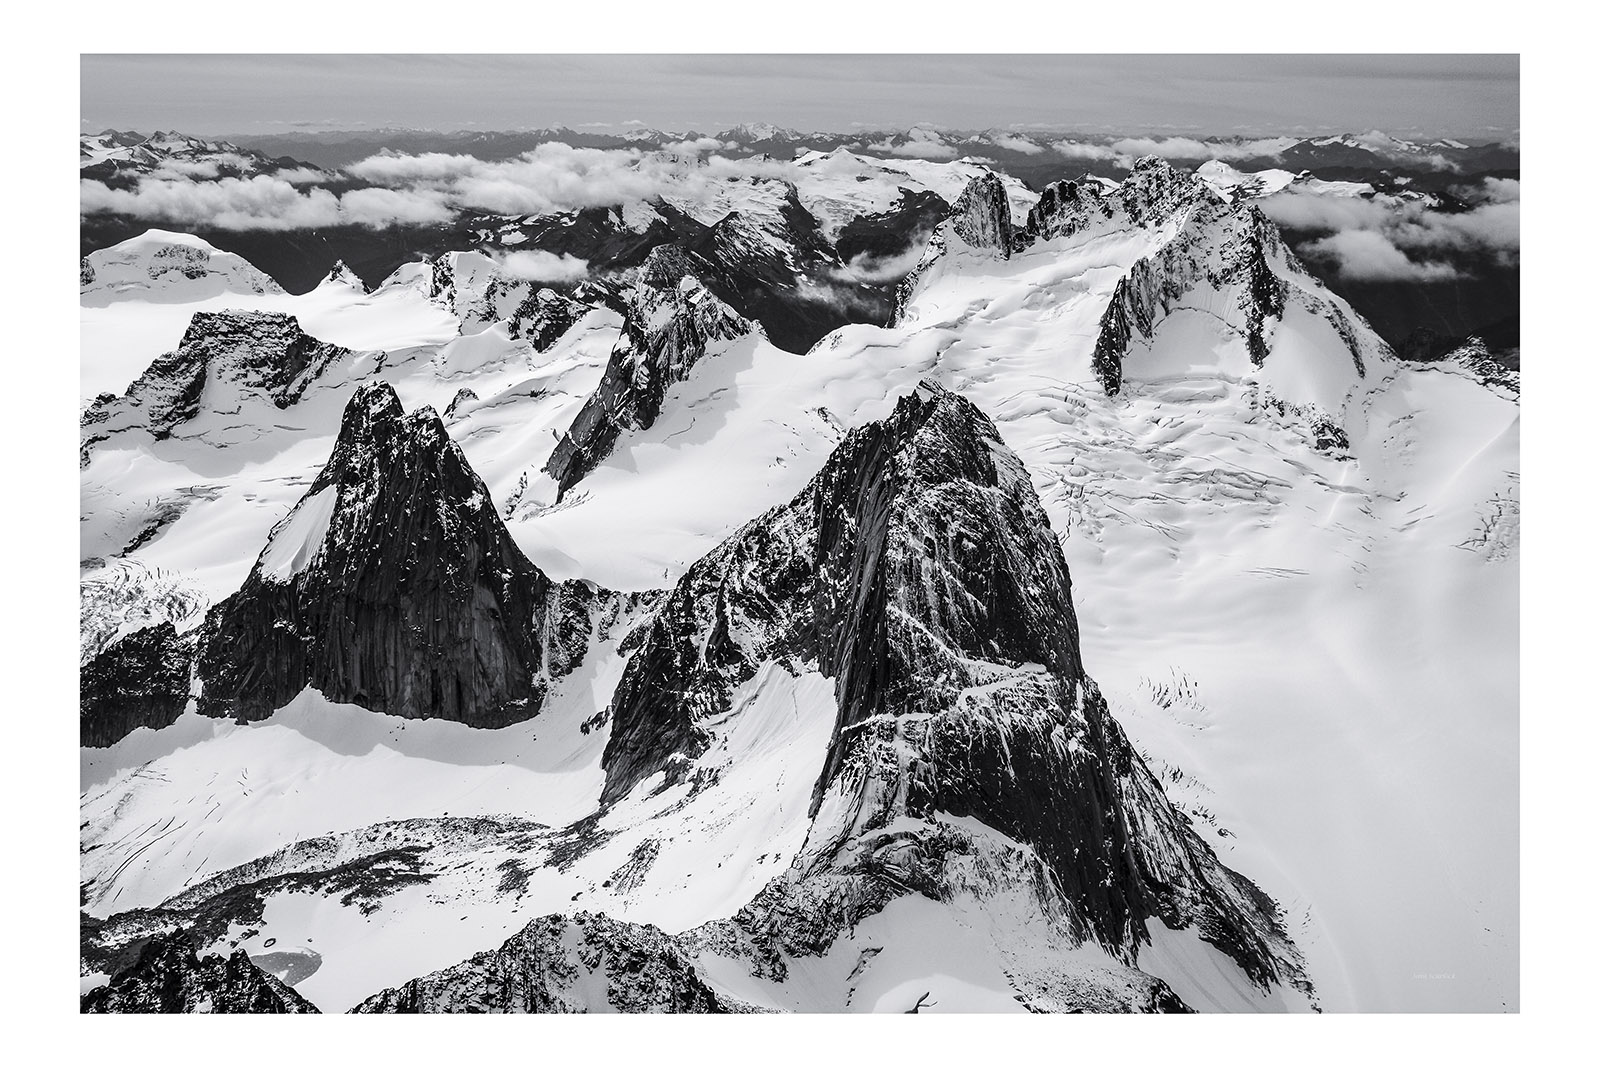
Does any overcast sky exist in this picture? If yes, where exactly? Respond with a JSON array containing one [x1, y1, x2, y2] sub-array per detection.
[[80, 54, 1520, 139]]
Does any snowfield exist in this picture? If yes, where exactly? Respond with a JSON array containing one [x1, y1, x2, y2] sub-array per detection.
[[79, 154, 1518, 1013]]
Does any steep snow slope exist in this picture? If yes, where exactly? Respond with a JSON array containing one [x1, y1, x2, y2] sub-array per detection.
[[80, 158, 1517, 1012]]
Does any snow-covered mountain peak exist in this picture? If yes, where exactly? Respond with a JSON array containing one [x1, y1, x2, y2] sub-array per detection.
[[319, 260, 367, 292], [1194, 159, 1298, 200], [81, 229, 285, 306], [80, 309, 352, 463], [718, 123, 803, 144]]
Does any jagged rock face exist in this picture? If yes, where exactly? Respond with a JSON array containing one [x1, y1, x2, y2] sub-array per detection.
[[352, 912, 734, 1013], [948, 171, 1015, 256], [195, 382, 583, 727], [544, 247, 755, 499], [676, 183, 892, 352], [804, 386, 1086, 789], [598, 502, 819, 802], [424, 251, 537, 334], [443, 387, 478, 418], [79, 310, 350, 461], [1236, 210, 1290, 366], [889, 228, 947, 327], [323, 259, 366, 291], [1027, 156, 1217, 243], [1052, 174, 1357, 397], [1118, 155, 1217, 226], [1025, 178, 1108, 241], [596, 383, 1308, 994], [80, 622, 192, 747], [81, 933, 318, 1014], [507, 287, 587, 351], [1092, 261, 1167, 395]]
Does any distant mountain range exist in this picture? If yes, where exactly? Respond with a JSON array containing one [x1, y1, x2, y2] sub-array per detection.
[[190, 124, 1518, 181], [79, 127, 1520, 362]]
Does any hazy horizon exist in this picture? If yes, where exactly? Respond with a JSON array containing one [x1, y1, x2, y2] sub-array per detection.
[[81, 54, 1520, 141]]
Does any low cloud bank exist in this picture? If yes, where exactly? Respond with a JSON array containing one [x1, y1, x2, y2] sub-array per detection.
[[867, 128, 959, 161], [493, 249, 590, 284], [829, 228, 937, 286], [1260, 179, 1519, 283], [81, 143, 803, 231]]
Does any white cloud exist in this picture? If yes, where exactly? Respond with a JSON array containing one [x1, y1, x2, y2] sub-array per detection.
[[1256, 189, 1394, 232], [1260, 177, 1519, 283], [84, 144, 829, 231], [80, 175, 345, 230], [494, 250, 590, 283], [149, 159, 223, 180], [661, 137, 737, 155], [867, 139, 957, 160], [1302, 229, 1462, 282], [340, 143, 800, 218], [338, 186, 454, 226], [1480, 177, 1520, 204], [274, 167, 331, 185], [345, 151, 484, 184], [1111, 136, 1298, 162], [829, 230, 935, 285], [1261, 183, 1519, 262], [80, 174, 453, 231], [986, 134, 1044, 156], [1051, 140, 1121, 161], [866, 128, 957, 160]]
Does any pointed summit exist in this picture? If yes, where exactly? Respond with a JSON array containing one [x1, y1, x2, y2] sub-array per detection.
[[593, 381, 1310, 1000], [196, 382, 586, 727], [948, 170, 1015, 256], [320, 259, 367, 292]]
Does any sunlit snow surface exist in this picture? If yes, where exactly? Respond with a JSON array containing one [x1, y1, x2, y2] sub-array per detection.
[[80, 187, 1517, 1013]]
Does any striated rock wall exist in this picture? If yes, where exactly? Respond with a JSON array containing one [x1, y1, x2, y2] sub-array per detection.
[[196, 382, 586, 727]]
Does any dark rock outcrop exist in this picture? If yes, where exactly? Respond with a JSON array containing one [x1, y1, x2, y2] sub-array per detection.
[[79, 622, 192, 747], [1235, 211, 1289, 365], [593, 382, 1310, 997], [1025, 177, 1112, 241], [948, 171, 1015, 256], [322, 259, 366, 291], [543, 246, 756, 499], [1049, 167, 1359, 397], [195, 382, 588, 726], [82, 932, 318, 1014], [79, 310, 351, 462], [443, 387, 478, 418], [507, 287, 588, 350], [352, 911, 737, 1013], [1025, 157, 1214, 242]]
